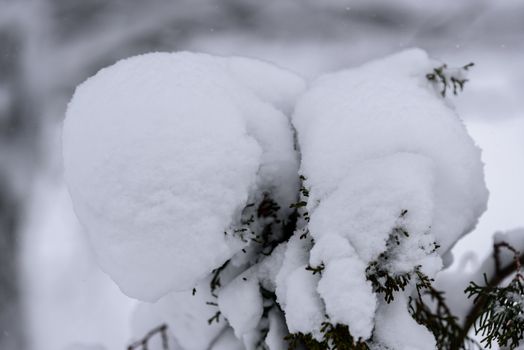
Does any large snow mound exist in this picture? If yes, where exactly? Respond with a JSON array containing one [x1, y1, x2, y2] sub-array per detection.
[[63, 48, 490, 348], [293, 48, 488, 256], [286, 48, 488, 341], [63, 52, 304, 301]]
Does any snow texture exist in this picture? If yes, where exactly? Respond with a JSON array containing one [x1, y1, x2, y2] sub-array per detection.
[[218, 273, 263, 338], [293, 48, 488, 256], [63, 48, 490, 348], [265, 309, 288, 350], [284, 48, 488, 340], [373, 294, 437, 350], [307, 152, 436, 264], [317, 256, 376, 339], [275, 235, 325, 340], [284, 265, 324, 340], [63, 52, 304, 301]]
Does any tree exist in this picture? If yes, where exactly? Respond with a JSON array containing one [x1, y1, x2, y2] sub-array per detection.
[[62, 49, 523, 350]]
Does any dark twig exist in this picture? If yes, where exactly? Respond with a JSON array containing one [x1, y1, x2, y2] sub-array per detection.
[[494, 241, 523, 279], [127, 324, 169, 350]]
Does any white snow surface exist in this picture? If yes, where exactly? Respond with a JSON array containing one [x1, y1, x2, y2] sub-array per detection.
[[307, 153, 436, 265], [62, 48, 492, 348], [283, 265, 324, 340], [275, 234, 324, 340], [63, 52, 303, 301], [218, 273, 263, 338], [293, 48, 488, 257], [265, 309, 288, 350], [286, 48, 487, 340], [274, 235, 310, 310], [373, 294, 436, 350], [317, 256, 376, 340]]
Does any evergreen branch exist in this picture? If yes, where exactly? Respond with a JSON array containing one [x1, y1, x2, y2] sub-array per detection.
[[207, 311, 221, 325], [465, 275, 523, 349], [365, 213, 427, 303], [210, 260, 230, 297], [258, 196, 280, 219], [409, 284, 480, 350], [463, 244, 524, 335], [426, 62, 473, 97], [306, 262, 325, 275], [366, 261, 412, 303], [290, 201, 308, 209], [463, 241, 524, 349], [286, 323, 369, 350]]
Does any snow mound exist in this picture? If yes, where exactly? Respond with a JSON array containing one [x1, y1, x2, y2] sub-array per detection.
[[63, 48, 490, 347], [317, 256, 376, 339], [373, 294, 437, 350], [286, 48, 488, 340], [293, 48, 488, 257], [218, 273, 263, 338], [63, 52, 304, 301], [293, 49, 488, 252]]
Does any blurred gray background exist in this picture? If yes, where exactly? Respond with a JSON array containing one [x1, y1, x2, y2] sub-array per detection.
[[1, 1, 523, 349]]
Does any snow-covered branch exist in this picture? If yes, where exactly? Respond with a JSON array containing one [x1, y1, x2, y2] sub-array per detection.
[[62, 49, 499, 349]]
